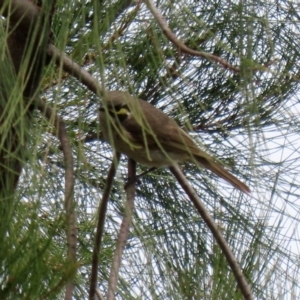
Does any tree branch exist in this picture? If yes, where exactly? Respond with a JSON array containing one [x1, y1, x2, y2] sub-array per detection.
[[47, 44, 104, 97], [89, 153, 121, 300], [0, 0, 40, 30], [107, 159, 136, 300], [169, 165, 254, 300], [37, 99, 76, 300], [143, 0, 240, 72], [0, 0, 53, 237]]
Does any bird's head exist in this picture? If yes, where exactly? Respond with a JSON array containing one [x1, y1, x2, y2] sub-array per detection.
[[100, 91, 134, 122]]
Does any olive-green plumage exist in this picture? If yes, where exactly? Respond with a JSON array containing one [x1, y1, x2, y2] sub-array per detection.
[[99, 91, 250, 194]]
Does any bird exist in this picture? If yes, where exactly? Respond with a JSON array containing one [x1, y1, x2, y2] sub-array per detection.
[[99, 91, 250, 194]]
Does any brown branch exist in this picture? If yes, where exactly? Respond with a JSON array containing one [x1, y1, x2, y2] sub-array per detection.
[[0, 2, 110, 100], [0, 0, 40, 30], [89, 153, 121, 300], [144, 0, 277, 74], [47, 44, 104, 97], [0, 0, 53, 233], [107, 159, 136, 300], [169, 165, 254, 300], [143, 0, 240, 72], [37, 99, 76, 300]]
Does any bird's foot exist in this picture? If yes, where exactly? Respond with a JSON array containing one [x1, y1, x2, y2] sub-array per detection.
[[124, 176, 141, 189]]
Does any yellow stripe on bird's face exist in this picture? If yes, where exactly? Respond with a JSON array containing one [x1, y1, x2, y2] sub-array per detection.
[[107, 105, 130, 122], [107, 105, 142, 150], [115, 107, 129, 116]]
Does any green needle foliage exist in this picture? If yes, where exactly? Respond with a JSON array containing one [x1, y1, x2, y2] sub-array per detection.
[[1, 0, 300, 299]]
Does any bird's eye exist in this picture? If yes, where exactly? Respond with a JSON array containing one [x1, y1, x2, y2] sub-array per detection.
[[114, 104, 129, 113], [113, 105, 121, 111]]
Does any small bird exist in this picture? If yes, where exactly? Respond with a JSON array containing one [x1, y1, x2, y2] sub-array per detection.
[[99, 91, 250, 194]]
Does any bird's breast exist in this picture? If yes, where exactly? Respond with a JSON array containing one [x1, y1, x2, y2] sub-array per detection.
[[102, 130, 182, 168]]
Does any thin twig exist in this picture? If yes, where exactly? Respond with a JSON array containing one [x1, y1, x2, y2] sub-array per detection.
[[169, 165, 254, 300], [143, 0, 240, 72], [107, 159, 136, 300], [89, 153, 121, 300], [37, 99, 76, 300], [40, 275, 70, 300]]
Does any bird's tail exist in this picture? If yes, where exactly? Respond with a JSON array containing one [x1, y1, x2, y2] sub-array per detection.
[[196, 156, 250, 194]]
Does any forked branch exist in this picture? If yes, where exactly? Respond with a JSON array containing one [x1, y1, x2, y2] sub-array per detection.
[[144, 0, 240, 72]]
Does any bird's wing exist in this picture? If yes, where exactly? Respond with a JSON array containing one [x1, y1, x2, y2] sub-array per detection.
[[159, 125, 250, 194], [123, 112, 209, 159], [158, 123, 213, 159]]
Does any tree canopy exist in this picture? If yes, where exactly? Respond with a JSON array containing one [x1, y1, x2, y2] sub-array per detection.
[[0, 0, 300, 299]]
